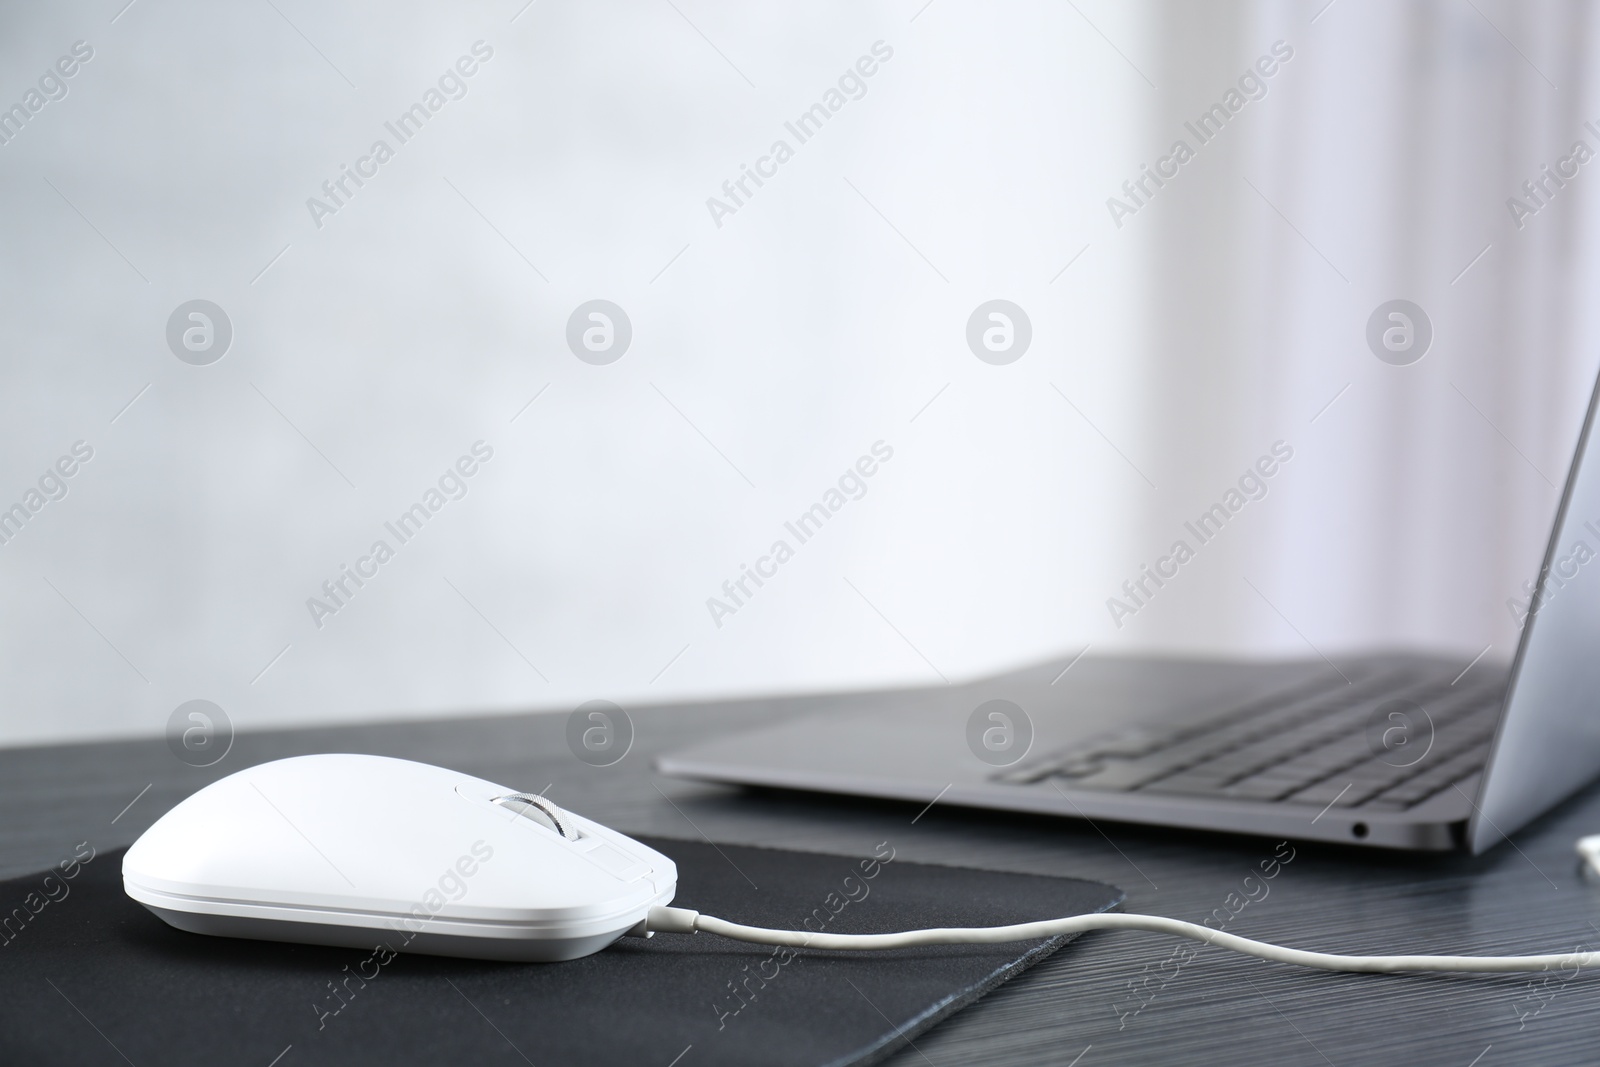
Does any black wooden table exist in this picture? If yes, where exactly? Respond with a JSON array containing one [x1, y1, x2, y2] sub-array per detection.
[[4, 693, 1599, 1066]]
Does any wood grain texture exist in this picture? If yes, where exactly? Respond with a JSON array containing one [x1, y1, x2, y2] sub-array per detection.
[[3, 695, 1597, 1067]]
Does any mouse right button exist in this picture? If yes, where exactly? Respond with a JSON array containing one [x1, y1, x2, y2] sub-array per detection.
[[584, 842, 651, 881]]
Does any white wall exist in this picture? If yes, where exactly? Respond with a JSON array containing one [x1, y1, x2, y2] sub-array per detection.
[[0, 0, 1593, 746]]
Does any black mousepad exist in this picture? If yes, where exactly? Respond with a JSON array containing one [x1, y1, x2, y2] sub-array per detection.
[[0, 838, 1122, 1067]]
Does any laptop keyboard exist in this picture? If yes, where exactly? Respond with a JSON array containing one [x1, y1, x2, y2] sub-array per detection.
[[993, 668, 1504, 812]]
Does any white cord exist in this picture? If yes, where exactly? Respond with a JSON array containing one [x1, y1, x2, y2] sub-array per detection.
[[646, 906, 1595, 974]]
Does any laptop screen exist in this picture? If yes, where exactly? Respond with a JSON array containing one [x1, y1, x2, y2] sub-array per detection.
[[1472, 364, 1600, 852]]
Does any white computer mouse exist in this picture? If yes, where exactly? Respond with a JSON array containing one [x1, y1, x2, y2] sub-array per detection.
[[122, 754, 677, 961]]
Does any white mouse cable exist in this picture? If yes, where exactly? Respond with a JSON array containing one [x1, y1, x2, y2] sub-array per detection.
[[644, 907, 1595, 974]]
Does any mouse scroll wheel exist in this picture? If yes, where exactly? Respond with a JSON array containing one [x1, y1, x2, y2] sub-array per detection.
[[494, 793, 581, 840]]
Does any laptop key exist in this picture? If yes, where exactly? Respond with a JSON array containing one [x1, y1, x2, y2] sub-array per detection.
[[1285, 779, 1365, 807], [992, 668, 1505, 805], [1370, 744, 1493, 807], [1250, 720, 1490, 807], [1139, 768, 1240, 795], [1074, 726, 1184, 759], [1143, 719, 1365, 789], [1233, 773, 1333, 804], [1063, 757, 1200, 791], [1219, 776, 1312, 801], [1285, 757, 1415, 807], [1202, 735, 1372, 793]]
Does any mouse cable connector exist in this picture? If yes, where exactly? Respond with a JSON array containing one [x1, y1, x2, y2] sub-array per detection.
[[645, 906, 1592, 974]]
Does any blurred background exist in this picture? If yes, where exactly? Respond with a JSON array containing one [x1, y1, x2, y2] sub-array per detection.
[[0, 0, 1595, 747]]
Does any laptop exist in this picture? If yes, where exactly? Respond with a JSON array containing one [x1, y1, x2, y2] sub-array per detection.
[[657, 367, 1600, 853]]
